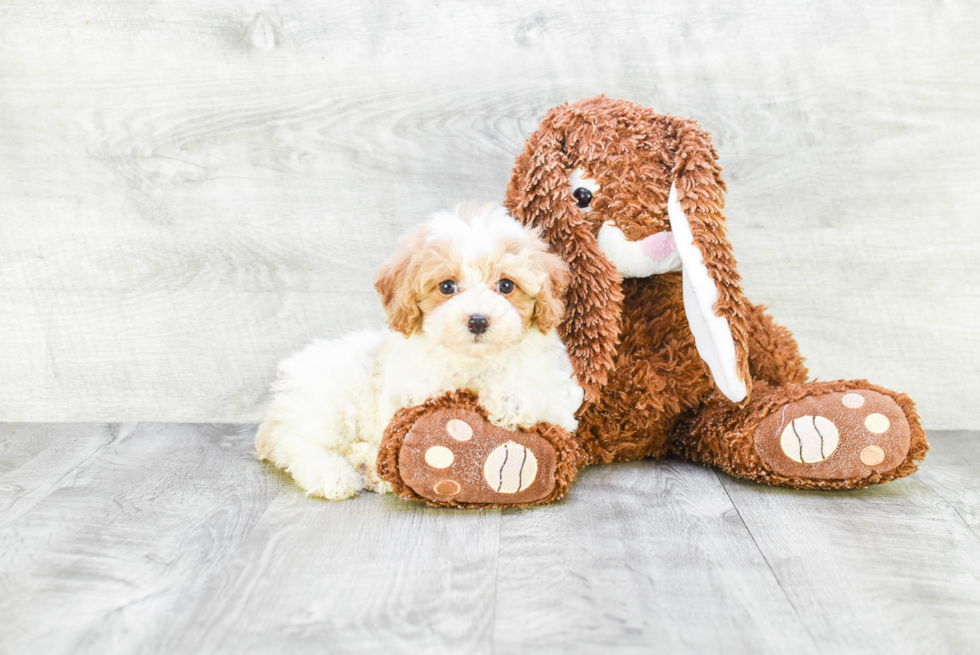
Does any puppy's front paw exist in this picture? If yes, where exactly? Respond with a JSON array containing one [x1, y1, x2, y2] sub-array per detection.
[[286, 452, 365, 500], [397, 377, 451, 409], [355, 461, 394, 495], [482, 393, 531, 431]]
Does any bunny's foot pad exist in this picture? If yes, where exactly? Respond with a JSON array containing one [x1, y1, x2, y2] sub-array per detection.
[[377, 391, 582, 508], [754, 389, 912, 482]]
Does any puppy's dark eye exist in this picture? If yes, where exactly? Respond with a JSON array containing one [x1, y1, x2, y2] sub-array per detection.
[[572, 187, 593, 208], [438, 280, 457, 295], [496, 279, 515, 294]]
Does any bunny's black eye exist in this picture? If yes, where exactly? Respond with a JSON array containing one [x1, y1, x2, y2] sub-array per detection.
[[496, 279, 515, 294], [438, 280, 457, 295], [572, 187, 593, 208]]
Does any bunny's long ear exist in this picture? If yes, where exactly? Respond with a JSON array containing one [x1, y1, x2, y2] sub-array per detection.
[[505, 108, 623, 401], [668, 117, 751, 403]]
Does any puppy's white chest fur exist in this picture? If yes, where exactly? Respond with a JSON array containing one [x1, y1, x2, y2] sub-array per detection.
[[378, 327, 582, 435]]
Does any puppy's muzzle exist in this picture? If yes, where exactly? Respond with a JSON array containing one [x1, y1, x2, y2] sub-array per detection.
[[467, 314, 490, 335]]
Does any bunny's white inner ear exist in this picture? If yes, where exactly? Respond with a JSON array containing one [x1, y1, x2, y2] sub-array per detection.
[[668, 182, 747, 403]]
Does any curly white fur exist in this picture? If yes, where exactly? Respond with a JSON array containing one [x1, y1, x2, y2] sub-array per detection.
[[255, 205, 584, 500]]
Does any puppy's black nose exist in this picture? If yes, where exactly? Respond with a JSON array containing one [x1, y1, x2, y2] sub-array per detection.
[[467, 314, 490, 335]]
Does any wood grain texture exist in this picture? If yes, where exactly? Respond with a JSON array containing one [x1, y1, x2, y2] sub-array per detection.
[[0, 0, 978, 424], [715, 436, 980, 655], [915, 430, 980, 542], [492, 460, 817, 654], [1, 424, 978, 654], [0, 423, 282, 655], [0, 423, 119, 523], [160, 488, 502, 655]]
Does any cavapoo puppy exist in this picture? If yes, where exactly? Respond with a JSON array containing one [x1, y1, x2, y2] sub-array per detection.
[[255, 204, 584, 499]]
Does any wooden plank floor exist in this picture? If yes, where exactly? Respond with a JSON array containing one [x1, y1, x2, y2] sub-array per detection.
[[0, 424, 977, 654]]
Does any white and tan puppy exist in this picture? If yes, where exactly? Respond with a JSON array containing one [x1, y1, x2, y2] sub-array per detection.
[[255, 205, 584, 500]]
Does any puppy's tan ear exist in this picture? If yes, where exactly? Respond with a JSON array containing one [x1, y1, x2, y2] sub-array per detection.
[[506, 106, 623, 400], [667, 116, 752, 403], [531, 248, 570, 334], [374, 227, 425, 336]]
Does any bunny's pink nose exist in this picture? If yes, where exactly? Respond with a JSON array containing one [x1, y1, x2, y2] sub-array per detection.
[[640, 231, 677, 263]]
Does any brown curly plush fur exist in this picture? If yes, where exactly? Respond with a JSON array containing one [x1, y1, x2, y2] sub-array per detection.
[[503, 95, 927, 486], [377, 390, 584, 509]]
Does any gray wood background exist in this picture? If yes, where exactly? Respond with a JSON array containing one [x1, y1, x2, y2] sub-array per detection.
[[1, 0, 977, 425]]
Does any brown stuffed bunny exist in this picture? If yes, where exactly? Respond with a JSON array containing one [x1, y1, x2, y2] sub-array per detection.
[[378, 96, 928, 508]]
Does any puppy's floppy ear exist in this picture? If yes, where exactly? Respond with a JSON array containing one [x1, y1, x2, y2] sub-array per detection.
[[530, 245, 570, 334], [505, 104, 624, 400], [667, 116, 752, 403], [374, 226, 426, 336]]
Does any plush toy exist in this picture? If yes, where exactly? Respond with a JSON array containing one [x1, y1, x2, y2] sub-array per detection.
[[377, 96, 928, 508]]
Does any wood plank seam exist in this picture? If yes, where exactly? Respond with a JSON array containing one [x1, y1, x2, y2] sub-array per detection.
[[714, 470, 821, 651]]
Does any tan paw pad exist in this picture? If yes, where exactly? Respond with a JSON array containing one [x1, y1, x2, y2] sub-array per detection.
[[433, 479, 461, 496], [860, 445, 885, 466], [483, 441, 538, 493], [779, 415, 840, 463], [864, 413, 890, 434], [446, 419, 473, 441], [424, 446, 454, 468]]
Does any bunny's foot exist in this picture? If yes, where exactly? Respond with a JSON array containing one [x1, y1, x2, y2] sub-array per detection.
[[377, 391, 583, 508], [672, 380, 929, 489], [753, 389, 913, 482]]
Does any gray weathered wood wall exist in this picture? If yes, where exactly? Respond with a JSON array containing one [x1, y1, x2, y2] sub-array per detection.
[[1, 0, 977, 425]]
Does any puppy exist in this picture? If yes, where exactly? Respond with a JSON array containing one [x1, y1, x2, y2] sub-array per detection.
[[255, 204, 584, 500]]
